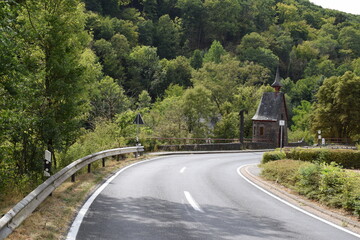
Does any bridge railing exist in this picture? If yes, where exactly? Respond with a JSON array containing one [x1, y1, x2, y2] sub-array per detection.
[[0, 146, 144, 240]]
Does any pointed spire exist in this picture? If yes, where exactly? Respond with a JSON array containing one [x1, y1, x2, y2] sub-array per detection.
[[271, 67, 282, 92]]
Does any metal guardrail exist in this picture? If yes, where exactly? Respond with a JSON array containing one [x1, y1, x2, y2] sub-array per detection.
[[0, 146, 144, 240]]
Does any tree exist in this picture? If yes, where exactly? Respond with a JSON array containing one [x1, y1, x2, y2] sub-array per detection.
[[151, 56, 192, 96], [93, 34, 130, 82], [137, 90, 152, 109], [19, 0, 97, 167], [304, 58, 336, 78], [339, 26, 360, 58], [91, 76, 130, 121], [190, 49, 203, 69], [238, 62, 271, 86], [236, 32, 278, 70], [182, 85, 215, 137], [138, 19, 155, 46], [148, 85, 189, 138], [203, 0, 242, 43], [313, 72, 360, 139], [176, 0, 205, 49], [203, 40, 226, 64], [289, 100, 313, 143], [289, 41, 319, 80], [127, 46, 160, 96], [154, 14, 181, 59], [192, 55, 242, 113]]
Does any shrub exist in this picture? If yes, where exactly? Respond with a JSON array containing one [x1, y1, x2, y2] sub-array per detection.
[[261, 160, 309, 188], [261, 159, 360, 217], [296, 162, 321, 199], [318, 162, 347, 207], [285, 148, 360, 169], [262, 151, 286, 164], [59, 121, 126, 168]]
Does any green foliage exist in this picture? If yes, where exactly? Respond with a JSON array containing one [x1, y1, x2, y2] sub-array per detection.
[[203, 0, 242, 43], [16, 0, 97, 167], [137, 90, 152, 109], [296, 162, 321, 198], [289, 100, 313, 143], [190, 49, 203, 69], [339, 26, 360, 58], [192, 55, 242, 112], [59, 121, 125, 168], [213, 112, 239, 139], [93, 34, 130, 81], [127, 45, 160, 96], [182, 85, 215, 137], [261, 160, 360, 216], [203, 40, 227, 64], [260, 159, 308, 187], [285, 148, 360, 169], [151, 56, 192, 96], [237, 33, 279, 70], [313, 72, 360, 140], [90, 76, 130, 121], [261, 151, 286, 164], [147, 85, 189, 139], [154, 14, 182, 59]]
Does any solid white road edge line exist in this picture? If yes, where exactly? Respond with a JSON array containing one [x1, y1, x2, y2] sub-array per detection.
[[237, 164, 360, 239], [66, 157, 166, 240], [180, 167, 186, 173], [184, 191, 204, 212]]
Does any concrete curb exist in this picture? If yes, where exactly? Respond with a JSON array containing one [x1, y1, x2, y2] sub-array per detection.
[[241, 164, 360, 233]]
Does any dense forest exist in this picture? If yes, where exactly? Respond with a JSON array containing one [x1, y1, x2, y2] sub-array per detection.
[[1, 0, 360, 192]]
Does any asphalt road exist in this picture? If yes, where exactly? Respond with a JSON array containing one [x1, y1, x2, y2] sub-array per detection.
[[71, 153, 360, 240]]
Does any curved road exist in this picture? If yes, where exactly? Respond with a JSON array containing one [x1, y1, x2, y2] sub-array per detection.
[[69, 153, 360, 240]]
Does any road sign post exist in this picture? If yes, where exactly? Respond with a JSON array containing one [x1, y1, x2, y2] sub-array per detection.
[[133, 113, 145, 146], [44, 150, 52, 177], [279, 120, 285, 151]]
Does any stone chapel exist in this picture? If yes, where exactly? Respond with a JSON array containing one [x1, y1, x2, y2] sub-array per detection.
[[252, 68, 288, 147]]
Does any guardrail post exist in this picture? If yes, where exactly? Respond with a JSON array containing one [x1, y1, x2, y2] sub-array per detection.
[[102, 158, 106, 167], [71, 174, 76, 182], [88, 163, 91, 173]]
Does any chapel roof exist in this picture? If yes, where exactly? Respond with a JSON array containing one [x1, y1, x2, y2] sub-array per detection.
[[252, 92, 287, 121], [271, 67, 283, 89]]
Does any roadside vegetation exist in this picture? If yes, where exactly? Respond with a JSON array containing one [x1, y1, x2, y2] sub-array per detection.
[[261, 149, 360, 217]]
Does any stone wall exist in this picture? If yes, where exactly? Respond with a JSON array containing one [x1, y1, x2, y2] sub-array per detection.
[[157, 142, 277, 151]]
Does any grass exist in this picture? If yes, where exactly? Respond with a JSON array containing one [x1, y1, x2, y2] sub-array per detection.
[[3, 155, 145, 240]]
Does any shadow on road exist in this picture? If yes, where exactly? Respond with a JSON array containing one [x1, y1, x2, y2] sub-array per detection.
[[77, 195, 296, 240]]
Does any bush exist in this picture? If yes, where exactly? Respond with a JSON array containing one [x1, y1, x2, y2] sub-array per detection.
[[260, 160, 308, 188], [261, 159, 360, 217], [262, 151, 286, 164], [285, 148, 360, 169], [58, 121, 126, 168], [296, 162, 321, 199]]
